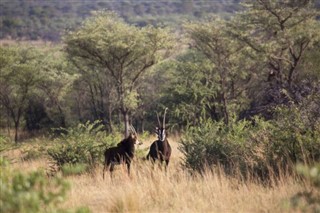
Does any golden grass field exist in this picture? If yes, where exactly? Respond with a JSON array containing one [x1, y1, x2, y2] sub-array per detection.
[[3, 136, 309, 213]]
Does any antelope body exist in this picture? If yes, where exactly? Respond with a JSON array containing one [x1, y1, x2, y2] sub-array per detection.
[[103, 126, 141, 179], [146, 108, 172, 170]]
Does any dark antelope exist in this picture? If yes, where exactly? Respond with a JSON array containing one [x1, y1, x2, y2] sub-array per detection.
[[103, 125, 142, 179], [146, 108, 172, 170]]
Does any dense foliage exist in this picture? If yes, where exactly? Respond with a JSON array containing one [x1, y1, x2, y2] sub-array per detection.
[[0, 45, 76, 142], [292, 163, 320, 211], [47, 121, 121, 175], [0, 158, 76, 213], [64, 11, 175, 136], [180, 107, 320, 178]]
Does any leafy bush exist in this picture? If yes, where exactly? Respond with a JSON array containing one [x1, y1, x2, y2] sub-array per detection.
[[271, 107, 320, 164], [0, 157, 69, 213], [290, 164, 320, 212], [47, 121, 121, 174], [0, 134, 13, 153], [296, 164, 320, 188], [21, 145, 47, 161], [180, 117, 269, 177], [180, 107, 320, 179]]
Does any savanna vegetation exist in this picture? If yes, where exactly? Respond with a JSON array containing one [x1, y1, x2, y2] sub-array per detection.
[[1, 0, 320, 212]]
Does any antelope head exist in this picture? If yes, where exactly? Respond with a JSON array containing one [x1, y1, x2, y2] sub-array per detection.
[[156, 108, 168, 142], [129, 125, 143, 145]]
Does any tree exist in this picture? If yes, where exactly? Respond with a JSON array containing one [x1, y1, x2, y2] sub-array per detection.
[[183, 17, 252, 124], [163, 51, 218, 126], [0, 46, 43, 142], [36, 47, 76, 128], [230, 0, 320, 117], [69, 59, 118, 132], [64, 11, 174, 136]]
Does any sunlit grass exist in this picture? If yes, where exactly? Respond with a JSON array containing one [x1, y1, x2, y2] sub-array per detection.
[[62, 161, 302, 213], [3, 136, 307, 213]]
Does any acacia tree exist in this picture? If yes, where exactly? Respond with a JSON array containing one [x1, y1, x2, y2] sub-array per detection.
[[36, 48, 76, 128], [65, 11, 174, 136], [160, 50, 219, 126], [70, 60, 118, 131], [229, 0, 320, 116], [184, 17, 252, 124], [0, 46, 43, 142]]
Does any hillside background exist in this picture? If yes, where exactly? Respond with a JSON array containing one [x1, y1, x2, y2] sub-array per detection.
[[0, 0, 244, 41]]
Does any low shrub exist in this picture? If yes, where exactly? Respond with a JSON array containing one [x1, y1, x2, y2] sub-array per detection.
[[180, 107, 320, 179], [290, 163, 320, 212], [21, 146, 45, 161], [180, 117, 268, 177], [47, 121, 121, 174], [0, 157, 69, 213], [0, 134, 13, 153]]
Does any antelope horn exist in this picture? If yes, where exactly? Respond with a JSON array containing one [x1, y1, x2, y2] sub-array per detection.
[[156, 112, 161, 127], [163, 107, 168, 129], [130, 124, 137, 134], [129, 124, 133, 133]]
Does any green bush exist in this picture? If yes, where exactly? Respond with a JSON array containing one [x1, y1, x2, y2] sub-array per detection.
[[296, 164, 320, 188], [180, 117, 268, 176], [271, 107, 320, 164], [0, 157, 69, 213], [180, 107, 320, 179], [21, 146, 46, 161], [47, 121, 121, 174], [290, 164, 320, 212], [0, 134, 13, 153]]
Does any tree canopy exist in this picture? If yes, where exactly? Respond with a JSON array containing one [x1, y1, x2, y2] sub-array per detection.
[[0, 0, 319, 140], [64, 11, 175, 136]]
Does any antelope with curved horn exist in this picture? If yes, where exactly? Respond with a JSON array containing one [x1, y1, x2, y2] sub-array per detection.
[[103, 125, 142, 179], [146, 108, 172, 170]]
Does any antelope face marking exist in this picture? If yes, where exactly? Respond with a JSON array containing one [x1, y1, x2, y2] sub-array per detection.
[[136, 139, 143, 145], [156, 127, 166, 142], [156, 107, 168, 142]]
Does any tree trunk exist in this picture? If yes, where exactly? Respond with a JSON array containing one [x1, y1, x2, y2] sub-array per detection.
[[89, 84, 98, 120], [221, 92, 229, 125], [14, 121, 19, 143], [12, 107, 22, 143], [76, 97, 83, 123], [57, 105, 66, 127], [141, 117, 145, 133], [118, 110, 122, 127], [6, 112, 11, 139], [123, 110, 130, 138], [107, 107, 113, 132]]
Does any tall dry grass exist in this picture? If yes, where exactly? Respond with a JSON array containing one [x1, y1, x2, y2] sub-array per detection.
[[5, 137, 305, 213], [61, 160, 302, 213]]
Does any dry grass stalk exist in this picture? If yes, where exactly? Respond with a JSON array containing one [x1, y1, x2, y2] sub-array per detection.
[[5, 137, 304, 213]]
